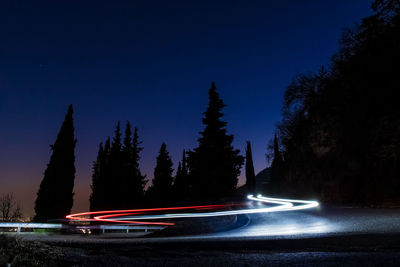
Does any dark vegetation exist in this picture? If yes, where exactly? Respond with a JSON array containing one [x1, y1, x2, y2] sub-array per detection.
[[0, 194, 22, 222], [34, 82, 244, 220], [89, 122, 146, 211], [187, 83, 244, 202], [88, 82, 244, 210], [268, 0, 400, 205], [0, 235, 64, 267], [146, 143, 174, 206], [34, 105, 76, 222], [173, 150, 190, 203], [245, 141, 256, 194]]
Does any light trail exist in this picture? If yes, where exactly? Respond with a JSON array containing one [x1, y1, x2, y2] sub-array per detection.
[[256, 195, 319, 211], [66, 195, 319, 225], [96, 195, 292, 221], [66, 204, 233, 226]]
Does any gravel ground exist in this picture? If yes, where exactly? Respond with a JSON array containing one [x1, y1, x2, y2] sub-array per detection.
[[8, 207, 400, 266], [60, 249, 400, 266]]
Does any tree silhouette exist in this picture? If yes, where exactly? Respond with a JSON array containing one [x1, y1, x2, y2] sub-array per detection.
[[269, 133, 284, 194], [0, 193, 22, 222], [90, 123, 146, 210], [245, 141, 256, 194], [128, 126, 147, 207], [188, 82, 244, 200], [34, 104, 76, 221], [107, 122, 125, 208], [148, 143, 174, 205], [89, 139, 111, 211], [272, 1, 400, 204], [90, 143, 105, 211], [173, 150, 190, 201]]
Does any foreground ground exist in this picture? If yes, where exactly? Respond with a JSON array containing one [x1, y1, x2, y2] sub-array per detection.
[[3, 205, 400, 266]]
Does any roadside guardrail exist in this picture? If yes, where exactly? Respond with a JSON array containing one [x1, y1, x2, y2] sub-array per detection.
[[0, 222, 165, 234]]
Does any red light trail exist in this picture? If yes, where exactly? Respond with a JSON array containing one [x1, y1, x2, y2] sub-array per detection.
[[66, 195, 319, 226]]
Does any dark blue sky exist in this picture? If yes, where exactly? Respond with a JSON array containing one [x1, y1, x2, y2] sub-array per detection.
[[0, 0, 372, 216]]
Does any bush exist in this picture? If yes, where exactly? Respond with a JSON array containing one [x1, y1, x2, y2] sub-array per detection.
[[0, 234, 64, 267]]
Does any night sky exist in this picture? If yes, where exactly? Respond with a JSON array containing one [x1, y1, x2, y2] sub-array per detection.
[[0, 0, 372, 216]]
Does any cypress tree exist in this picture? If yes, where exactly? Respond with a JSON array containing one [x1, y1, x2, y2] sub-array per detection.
[[102, 138, 111, 208], [90, 123, 146, 210], [173, 150, 190, 201], [111, 122, 122, 156], [245, 141, 256, 194], [129, 126, 146, 207], [123, 122, 133, 162], [34, 104, 76, 221], [89, 143, 104, 211], [108, 122, 124, 208], [269, 133, 283, 194], [121, 122, 133, 208], [90, 137, 111, 211], [149, 143, 174, 204], [188, 83, 244, 200]]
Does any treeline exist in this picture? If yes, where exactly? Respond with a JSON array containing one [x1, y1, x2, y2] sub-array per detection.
[[89, 122, 146, 211], [89, 82, 244, 210], [268, 0, 400, 204], [34, 83, 245, 221]]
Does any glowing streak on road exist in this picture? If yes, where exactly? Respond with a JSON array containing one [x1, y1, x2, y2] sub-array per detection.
[[107, 195, 292, 221], [66, 204, 232, 226], [67, 195, 319, 226], [256, 195, 319, 211]]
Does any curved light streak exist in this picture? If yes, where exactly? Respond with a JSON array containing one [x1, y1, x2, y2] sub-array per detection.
[[66, 204, 232, 226], [67, 195, 319, 226], [256, 195, 319, 211], [97, 196, 292, 221]]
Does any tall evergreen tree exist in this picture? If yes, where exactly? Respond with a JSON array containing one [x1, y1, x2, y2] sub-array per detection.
[[173, 150, 190, 200], [90, 123, 146, 210], [121, 122, 133, 208], [272, 134, 283, 166], [129, 126, 146, 207], [89, 143, 105, 211], [149, 143, 174, 204], [101, 138, 111, 208], [34, 105, 76, 221], [123, 122, 133, 162], [269, 133, 284, 194], [188, 83, 244, 200], [245, 141, 256, 194], [108, 122, 124, 208]]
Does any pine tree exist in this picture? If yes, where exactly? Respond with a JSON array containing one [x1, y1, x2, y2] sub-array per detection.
[[245, 141, 256, 194], [188, 83, 244, 200], [173, 150, 190, 201], [149, 143, 174, 204], [34, 105, 76, 221]]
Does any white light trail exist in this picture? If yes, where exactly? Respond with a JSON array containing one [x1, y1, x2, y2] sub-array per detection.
[[256, 195, 319, 211], [0, 222, 63, 228], [101, 195, 318, 222]]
